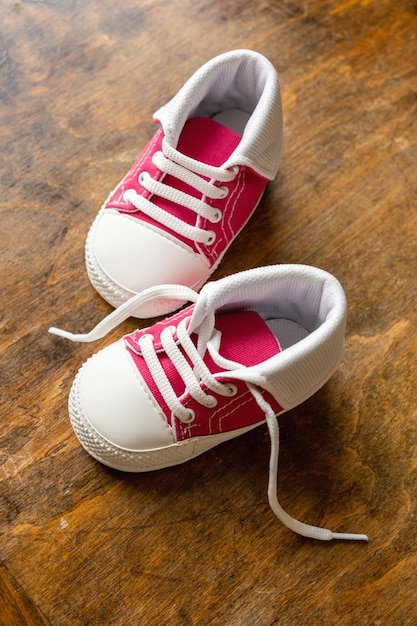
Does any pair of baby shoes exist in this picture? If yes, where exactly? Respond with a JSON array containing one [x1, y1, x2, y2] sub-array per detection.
[[51, 50, 367, 542]]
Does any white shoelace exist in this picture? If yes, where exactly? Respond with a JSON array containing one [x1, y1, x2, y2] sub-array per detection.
[[49, 284, 199, 343], [135, 317, 238, 424], [122, 138, 237, 245], [49, 286, 368, 542]]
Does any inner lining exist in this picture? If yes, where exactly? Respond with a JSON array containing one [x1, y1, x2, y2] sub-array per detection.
[[265, 318, 310, 351], [212, 108, 250, 135]]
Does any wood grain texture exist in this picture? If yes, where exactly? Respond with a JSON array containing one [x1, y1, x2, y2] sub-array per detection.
[[1, 0, 417, 624], [0, 565, 49, 626]]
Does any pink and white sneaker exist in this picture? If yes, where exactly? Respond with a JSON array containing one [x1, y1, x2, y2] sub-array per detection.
[[85, 50, 284, 318], [50, 265, 367, 542]]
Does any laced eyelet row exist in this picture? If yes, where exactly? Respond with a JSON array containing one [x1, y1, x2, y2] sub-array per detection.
[[178, 383, 238, 424], [118, 152, 239, 246], [137, 169, 224, 230], [138, 323, 240, 426]]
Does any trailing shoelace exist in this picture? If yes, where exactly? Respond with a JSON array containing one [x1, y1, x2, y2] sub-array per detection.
[[49, 284, 199, 343], [49, 286, 368, 542], [122, 138, 238, 245]]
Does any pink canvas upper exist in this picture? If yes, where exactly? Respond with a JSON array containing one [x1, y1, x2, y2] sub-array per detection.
[[104, 117, 268, 266], [124, 306, 283, 442]]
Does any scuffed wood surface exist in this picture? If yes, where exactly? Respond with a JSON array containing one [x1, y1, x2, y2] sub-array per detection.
[[1, 0, 417, 624]]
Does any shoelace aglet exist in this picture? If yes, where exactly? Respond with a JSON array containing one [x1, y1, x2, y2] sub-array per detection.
[[330, 532, 369, 542], [281, 523, 369, 543], [299, 527, 369, 542], [48, 327, 91, 342]]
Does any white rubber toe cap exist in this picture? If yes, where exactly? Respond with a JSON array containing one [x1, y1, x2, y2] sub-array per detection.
[[92, 211, 210, 294], [77, 340, 175, 451]]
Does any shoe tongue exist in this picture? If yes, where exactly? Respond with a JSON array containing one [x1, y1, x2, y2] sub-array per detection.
[[176, 116, 241, 166], [207, 309, 280, 370]]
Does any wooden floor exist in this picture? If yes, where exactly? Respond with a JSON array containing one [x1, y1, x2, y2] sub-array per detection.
[[1, 0, 417, 624]]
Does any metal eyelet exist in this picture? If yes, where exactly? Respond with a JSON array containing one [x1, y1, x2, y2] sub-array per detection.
[[218, 185, 229, 199], [138, 332, 154, 345], [165, 325, 178, 341], [123, 189, 133, 203], [205, 395, 218, 408], [138, 171, 149, 186], [152, 151, 164, 163], [211, 209, 222, 223], [206, 231, 216, 245], [181, 409, 195, 423], [225, 384, 238, 397]]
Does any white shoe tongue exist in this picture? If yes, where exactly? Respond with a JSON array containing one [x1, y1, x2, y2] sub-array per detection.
[[176, 116, 241, 167], [213, 310, 280, 368]]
